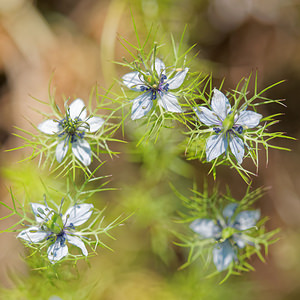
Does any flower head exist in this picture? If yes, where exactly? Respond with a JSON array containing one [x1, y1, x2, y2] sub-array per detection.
[[190, 203, 260, 271], [18, 202, 93, 263], [122, 58, 189, 120], [38, 99, 104, 166], [194, 89, 262, 164]]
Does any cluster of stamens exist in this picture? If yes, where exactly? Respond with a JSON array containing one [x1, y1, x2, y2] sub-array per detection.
[[140, 74, 169, 100], [59, 116, 85, 143]]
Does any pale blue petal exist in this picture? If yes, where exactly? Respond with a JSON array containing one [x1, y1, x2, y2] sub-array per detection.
[[234, 210, 260, 231], [158, 92, 182, 113], [63, 203, 94, 227], [47, 236, 68, 263], [190, 219, 221, 238], [122, 72, 145, 91], [193, 106, 220, 126], [86, 116, 104, 133], [167, 68, 189, 90], [233, 234, 247, 248], [213, 240, 237, 271], [67, 235, 88, 256], [31, 203, 54, 223], [235, 110, 262, 128], [69, 99, 87, 120], [211, 89, 231, 120], [72, 139, 91, 166], [206, 134, 227, 162], [131, 92, 153, 120], [222, 203, 238, 220], [38, 120, 60, 135], [56, 139, 69, 163], [17, 226, 49, 243], [154, 58, 166, 75], [229, 135, 244, 164]]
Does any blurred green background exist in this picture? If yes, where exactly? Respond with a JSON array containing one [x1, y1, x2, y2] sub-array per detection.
[[0, 0, 300, 299]]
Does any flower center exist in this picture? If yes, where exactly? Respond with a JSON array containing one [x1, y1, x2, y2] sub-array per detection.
[[140, 74, 169, 100], [222, 113, 235, 132], [59, 115, 85, 142], [221, 226, 236, 240], [45, 212, 64, 235]]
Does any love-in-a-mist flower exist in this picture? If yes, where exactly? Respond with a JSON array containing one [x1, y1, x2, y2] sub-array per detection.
[[38, 99, 104, 166], [122, 58, 189, 120], [18, 202, 93, 263], [194, 89, 262, 164], [190, 203, 260, 271]]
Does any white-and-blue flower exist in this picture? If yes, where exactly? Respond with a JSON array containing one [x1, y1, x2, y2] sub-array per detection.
[[194, 89, 262, 164], [190, 203, 260, 271], [38, 99, 104, 166], [18, 202, 93, 263], [122, 58, 189, 120]]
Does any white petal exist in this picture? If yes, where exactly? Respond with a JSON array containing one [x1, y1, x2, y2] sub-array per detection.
[[211, 89, 231, 120], [86, 117, 104, 133], [38, 120, 60, 135], [154, 58, 166, 75], [56, 139, 69, 163], [47, 236, 68, 263], [122, 72, 145, 91], [63, 203, 94, 227], [193, 106, 221, 126], [222, 203, 238, 220], [233, 234, 247, 248], [235, 110, 262, 128], [131, 92, 153, 120], [31, 203, 55, 223], [157, 92, 182, 113], [67, 235, 88, 256], [206, 134, 227, 162], [71, 139, 91, 166], [229, 135, 245, 164], [17, 226, 49, 243], [213, 240, 237, 271], [190, 219, 221, 238], [69, 99, 87, 120], [167, 68, 189, 90], [234, 210, 260, 231]]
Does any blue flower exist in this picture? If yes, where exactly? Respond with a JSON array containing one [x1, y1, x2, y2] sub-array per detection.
[[38, 99, 104, 166], [17, 202, 93, 263], [190, 203, 260, 271], [194, 89, 262, 164], [122, 58, 189, 120]]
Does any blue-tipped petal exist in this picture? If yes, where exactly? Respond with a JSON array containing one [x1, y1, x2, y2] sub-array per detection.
[[234, 210, 260, 231], [190, 219, 221, 238], [158, 92, 182, 113], [122, 72, 145, 91], [31, 203, 54, 223], [17, 226, 49, 243], [63, 203, 94, 227], [206, 134, 227, 162], [69, 99, 87, 120], [229, 135, 245, 164], [38, 120, 61, 135], [233, 234, 247, 248], [213, 240, 237, 271], [67, 235, 88, 256], [47, 236, 68, 263], [86, 116, 104, 133], [193, 106, 220, 126], [167, 68, 189, 90], [131, 92, 153, 120], [211, 89, 231, 120], [222, 203, 238, 220], [235, 110, 262, 128], [154, 58, 166, 75], [72, 139, 91, 166], [56, 139, 69, 163]]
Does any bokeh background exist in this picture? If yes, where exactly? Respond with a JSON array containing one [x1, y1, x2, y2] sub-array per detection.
[[0, 0, 300, 299]]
